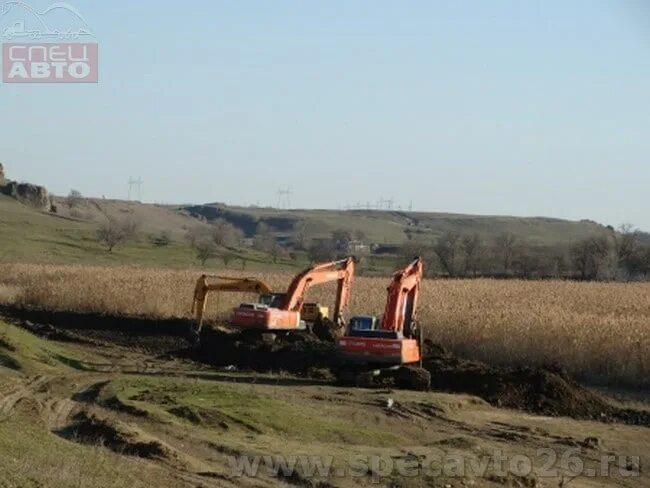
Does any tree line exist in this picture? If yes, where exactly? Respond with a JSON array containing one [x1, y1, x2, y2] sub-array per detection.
[[399, 225, 650, 281], [65, 189, 650, 280]]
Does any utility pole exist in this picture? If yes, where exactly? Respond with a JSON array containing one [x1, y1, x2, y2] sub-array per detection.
[[128, 177, 143, 201], [276, 186, 293, 209]]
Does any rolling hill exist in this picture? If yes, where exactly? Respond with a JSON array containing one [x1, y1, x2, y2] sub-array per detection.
[[0, 191, 612, 269], [181, 203, 609, 247]]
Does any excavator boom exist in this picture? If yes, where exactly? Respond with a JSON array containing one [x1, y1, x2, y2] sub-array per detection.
[[337, 258, 424, 365], [380, 257, 423, 335], [231, 257, 355, 330], [282, 257, 355, 324], [192, 275, 273, 328]]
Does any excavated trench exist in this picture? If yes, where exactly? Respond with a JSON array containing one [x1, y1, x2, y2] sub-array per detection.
[[2, 305, 649, 427]]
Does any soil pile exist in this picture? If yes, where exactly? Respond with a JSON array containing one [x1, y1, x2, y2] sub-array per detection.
[[423, 343, 650, 425], [0, 306, 193, 354], [196, 328, 337, 372]]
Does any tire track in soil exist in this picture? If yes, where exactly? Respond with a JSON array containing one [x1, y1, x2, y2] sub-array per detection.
[[0, 375, 53, 416]]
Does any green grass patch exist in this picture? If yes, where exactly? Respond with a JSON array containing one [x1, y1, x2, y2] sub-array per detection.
[[0, 195, 303, 270], [0, 320, 99, 374], [0, 410, 154, 488], [109, 376, 400, 446]]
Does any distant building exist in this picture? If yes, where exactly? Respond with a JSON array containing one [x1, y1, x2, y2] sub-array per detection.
[[347, 240, 370, 254]]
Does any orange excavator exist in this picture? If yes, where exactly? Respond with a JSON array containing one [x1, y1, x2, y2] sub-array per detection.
[[336, 257, 431, 389], [230, 257, 355, 332]]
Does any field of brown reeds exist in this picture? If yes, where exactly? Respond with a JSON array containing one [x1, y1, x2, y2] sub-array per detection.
[[1, 263, 648, 387]]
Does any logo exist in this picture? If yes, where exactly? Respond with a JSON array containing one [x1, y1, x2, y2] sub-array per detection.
[[1, 1, 97, 83]]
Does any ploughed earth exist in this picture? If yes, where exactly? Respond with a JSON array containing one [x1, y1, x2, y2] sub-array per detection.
[[1, 305, 648, 488], [3, 306, 649, 427]]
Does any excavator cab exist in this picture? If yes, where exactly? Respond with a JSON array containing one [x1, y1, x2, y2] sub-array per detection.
[[347, 316, 379, 333], [259, 293, 286, 308]]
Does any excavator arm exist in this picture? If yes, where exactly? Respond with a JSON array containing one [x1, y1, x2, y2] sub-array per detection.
[[192, 275, 273, 328], [380, 257, 423, 337], [282, 257, 355, 326]]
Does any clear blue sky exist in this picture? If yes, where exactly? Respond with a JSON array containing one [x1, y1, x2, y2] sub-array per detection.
[[2, 1, 649, 229]]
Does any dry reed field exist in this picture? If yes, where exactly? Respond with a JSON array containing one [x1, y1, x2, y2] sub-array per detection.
[[1, 263, 648, 387]]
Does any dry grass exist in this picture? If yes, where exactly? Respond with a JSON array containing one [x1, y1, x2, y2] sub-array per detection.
[[1, 263, 648, 387]]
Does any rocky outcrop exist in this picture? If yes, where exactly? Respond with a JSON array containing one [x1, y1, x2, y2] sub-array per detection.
[[1, 181, 51, 209], [0, 164, 52, 210]]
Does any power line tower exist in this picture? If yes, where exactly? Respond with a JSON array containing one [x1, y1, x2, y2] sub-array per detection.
[[128, 177, 143, 201], [276, 186, 293, 209]]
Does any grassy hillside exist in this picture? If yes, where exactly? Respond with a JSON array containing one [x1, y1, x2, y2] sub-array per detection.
[[0, 196, 300, 270], [184, 204, 609, 246], [1, 192, 610, 271]]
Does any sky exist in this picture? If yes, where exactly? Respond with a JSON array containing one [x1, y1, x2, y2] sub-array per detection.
[[1, 0, 649, 229]]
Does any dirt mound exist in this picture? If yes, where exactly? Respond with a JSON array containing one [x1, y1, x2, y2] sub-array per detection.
[[60, 412, 174, 459], [194, 328, 337, 372], [311, 316, 343, 342], [422, 344, 650, 425], [0, 306, 193, 354]]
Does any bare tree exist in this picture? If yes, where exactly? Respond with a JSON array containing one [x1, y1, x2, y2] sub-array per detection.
[[570, 236, 610, 280], [434, 232, 462, 277], [308, 240, 337, 263], [551, 253, 569, 279], [638, 246, 650, 279], [611, 224, 641, 279], [495, 232, 518, 274], [220, 250, 236, 268], [211, 219, 242, 248], [269, 242, 287, 264], [65, 189, 84, 209], [622, 243, 650, 280], [293, 221, 308, 250], [97, 216, 138, 252], [253, 233, 274, 253], [185, 226, 205, 248], [512, 245, 540, 279], [194, 239, 217, 265], [462, 233, 485, 277]]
